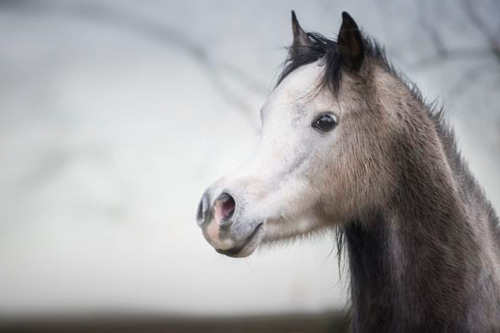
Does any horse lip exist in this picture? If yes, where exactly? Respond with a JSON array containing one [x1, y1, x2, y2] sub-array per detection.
[[216, 223, 264, 258]]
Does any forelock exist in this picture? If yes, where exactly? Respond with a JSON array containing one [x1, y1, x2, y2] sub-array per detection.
[[277, 33, 342, 94]]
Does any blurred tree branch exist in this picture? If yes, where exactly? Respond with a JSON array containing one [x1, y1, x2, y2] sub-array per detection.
[[461, 0, 500, 64], [0, 1, 266, 128], [410, 0, 500, 70]]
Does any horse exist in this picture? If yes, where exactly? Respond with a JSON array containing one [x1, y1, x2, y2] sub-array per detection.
[[195, 11, 500, 332]]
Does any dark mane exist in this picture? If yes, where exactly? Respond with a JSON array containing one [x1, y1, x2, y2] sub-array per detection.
[[430, 109, 500, 243], [277, 31, 392, 95], [277, 33, 342, 93]]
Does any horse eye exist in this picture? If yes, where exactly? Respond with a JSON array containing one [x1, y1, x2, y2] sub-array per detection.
[[312, 113, 337, 132]]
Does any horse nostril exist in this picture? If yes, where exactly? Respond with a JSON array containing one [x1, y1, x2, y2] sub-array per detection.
[[215, 193, 236, 222], [196, 193, 210, 226]]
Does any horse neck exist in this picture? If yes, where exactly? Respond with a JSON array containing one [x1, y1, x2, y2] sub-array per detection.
[[344, 91, 500, 331]]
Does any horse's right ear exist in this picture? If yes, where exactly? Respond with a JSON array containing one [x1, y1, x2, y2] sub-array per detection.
[[290, 11, 312, 58], [338, 12, 365, 71]]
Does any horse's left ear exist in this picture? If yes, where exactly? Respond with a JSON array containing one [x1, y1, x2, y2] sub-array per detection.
[[290, 10, 312, 58], [338, 12, 365, 71]]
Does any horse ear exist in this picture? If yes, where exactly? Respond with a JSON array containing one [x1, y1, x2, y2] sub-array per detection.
[[338, 12, 365, 71], [290, 10, 312, 57]]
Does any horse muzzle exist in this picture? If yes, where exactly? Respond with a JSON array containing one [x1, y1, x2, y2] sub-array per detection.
[[196, 191, 264, 258]]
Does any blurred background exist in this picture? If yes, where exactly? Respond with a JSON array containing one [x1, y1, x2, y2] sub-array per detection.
[[0, 0, 499, 332]]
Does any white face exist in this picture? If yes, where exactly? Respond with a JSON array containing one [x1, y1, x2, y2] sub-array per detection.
[[196, 59, 347, 257]]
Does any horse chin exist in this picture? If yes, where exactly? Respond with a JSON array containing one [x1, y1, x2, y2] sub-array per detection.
[[215, 222, 265, 258], [260, 214, 323, 244]]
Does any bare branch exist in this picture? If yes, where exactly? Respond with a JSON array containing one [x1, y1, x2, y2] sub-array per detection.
[[408, 48, 493, 71], [415, 0, 447, 57], [461, 0, 500, 64], [0, 1, 266, 129]]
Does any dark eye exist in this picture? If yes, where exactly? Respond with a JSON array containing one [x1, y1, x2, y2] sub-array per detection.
[[312, 113, 337, 132]]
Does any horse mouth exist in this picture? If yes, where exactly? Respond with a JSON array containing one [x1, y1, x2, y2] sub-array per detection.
[[216, 223, 264, 258]]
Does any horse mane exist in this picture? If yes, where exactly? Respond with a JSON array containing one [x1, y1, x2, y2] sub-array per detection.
[[277, 31, 392, 94], [429, 109, 500, 244], [277, 32, 342, 93]]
